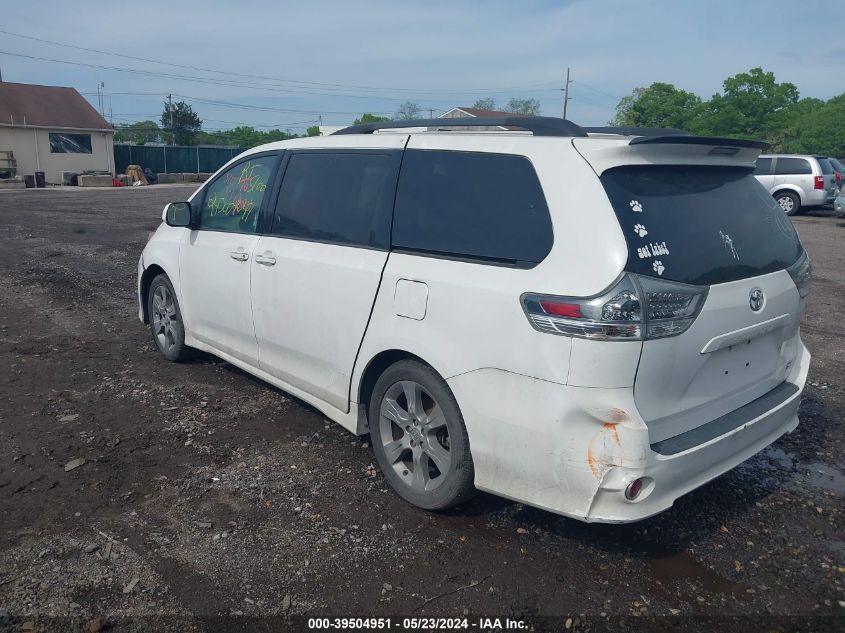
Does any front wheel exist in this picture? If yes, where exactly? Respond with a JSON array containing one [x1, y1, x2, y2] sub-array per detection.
[[775, 191, 800, 216], [369, 360, 476, 510], [147, 274, 191, 362]]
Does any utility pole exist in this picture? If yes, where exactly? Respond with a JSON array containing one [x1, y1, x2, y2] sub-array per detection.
[[561, 67, 572, 120], [429, 108, 435, 118], [167, 94, 174, 145]]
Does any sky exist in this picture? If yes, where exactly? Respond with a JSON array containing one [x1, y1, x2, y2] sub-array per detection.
[[0, 0, 842, 133]]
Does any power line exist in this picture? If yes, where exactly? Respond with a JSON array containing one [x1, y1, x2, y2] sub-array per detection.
[[0, 29, 561, 96]]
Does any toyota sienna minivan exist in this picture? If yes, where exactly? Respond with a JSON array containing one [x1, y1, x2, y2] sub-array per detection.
[[138, 117, 811, 523]]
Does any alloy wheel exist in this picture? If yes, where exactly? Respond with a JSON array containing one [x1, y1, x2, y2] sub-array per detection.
[[377, 380, 452, 492], [152, 285, 179, 354]]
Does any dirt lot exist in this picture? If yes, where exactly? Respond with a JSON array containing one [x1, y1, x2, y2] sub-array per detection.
[[0, 186, 843, 632]]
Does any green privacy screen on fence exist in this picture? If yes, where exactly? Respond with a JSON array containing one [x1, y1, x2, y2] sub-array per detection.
[[113, 145, 245, 175]]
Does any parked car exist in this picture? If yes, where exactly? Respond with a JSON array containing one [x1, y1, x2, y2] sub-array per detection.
[[828, 157, 843, 189], [834, 191, 845, 216], [754, 154, 838, 215], [138, 118, 812, 523]]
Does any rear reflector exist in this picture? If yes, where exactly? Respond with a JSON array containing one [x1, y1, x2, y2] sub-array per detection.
[[539, 301, 582, 318], [625, 478, 644, 500]]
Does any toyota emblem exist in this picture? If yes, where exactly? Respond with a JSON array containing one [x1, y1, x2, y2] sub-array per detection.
[[749, 288, 765, 312]]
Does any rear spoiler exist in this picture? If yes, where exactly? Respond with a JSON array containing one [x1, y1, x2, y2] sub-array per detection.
[[628, 135, 770, 151], [584, 126, 691, 137]]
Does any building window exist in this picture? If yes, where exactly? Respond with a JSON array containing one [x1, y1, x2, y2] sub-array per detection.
[[49, 133, 93, 154]]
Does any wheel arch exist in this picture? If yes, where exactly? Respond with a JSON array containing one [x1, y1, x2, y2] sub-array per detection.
[[354, 348, 439, 434], [772, 186, 804, 205], [139, 264, 168, 324]]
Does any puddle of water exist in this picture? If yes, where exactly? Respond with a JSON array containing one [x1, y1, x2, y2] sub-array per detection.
[[754, 448, 845, 494], [804, 462, 845, 495], [648, 551, 747, 596]]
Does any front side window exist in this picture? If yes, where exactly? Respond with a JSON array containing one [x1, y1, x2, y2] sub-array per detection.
[[198, 155, 277, 234], [49, 133, 92, 154], [773, 157, 811, 175], [392, 150, 553, 265], [271, 152, 396, 248], [601, 165, 802, 286]]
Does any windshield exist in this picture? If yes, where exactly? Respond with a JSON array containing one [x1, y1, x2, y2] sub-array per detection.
[[600, 165, 803, 286]]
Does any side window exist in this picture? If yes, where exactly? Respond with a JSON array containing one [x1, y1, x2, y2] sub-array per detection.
[[392, 150, 553, 264], [271, 152, 395, 248], [774, 157, 811, 175], [753, 157, 772, 175], [199, 155, 277, 233]]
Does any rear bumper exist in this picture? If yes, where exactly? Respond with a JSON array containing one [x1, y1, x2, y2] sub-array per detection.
[[448, 341, 810, 523]]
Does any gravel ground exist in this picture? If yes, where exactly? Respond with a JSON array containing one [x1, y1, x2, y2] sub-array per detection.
[[0, 186, 843, 633]]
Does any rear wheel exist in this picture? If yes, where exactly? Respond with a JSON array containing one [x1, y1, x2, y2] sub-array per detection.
[[369, 360, 476, 510], [147, 274, 191, 362], [774, 191, 800, 216]]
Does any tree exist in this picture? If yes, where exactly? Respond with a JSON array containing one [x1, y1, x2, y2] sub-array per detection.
[[609, 83, 702, 130], [504, 98, 541, 116], [161, 100, 202, 145], [696, 68, 799, 138], [306, 125, 321, 137], [394, 101, 422, 120], [354, 113, 390, 125], [114, 120, 161, 145], [471, 97, 497, 111], [779, 93, 845, 156]]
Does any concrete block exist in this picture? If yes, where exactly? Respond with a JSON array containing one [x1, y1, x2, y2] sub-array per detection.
[[197, 173, 212, 182], [77, 174, 114, 187], [157, 173, 185, 184], [0, 179, 26, 189]]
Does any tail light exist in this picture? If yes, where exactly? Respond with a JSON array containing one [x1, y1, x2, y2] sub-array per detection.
[[787, 250, 812, 298], [814, 176, 824, 190], [836, 172, 842, 183], [522, 274, 707, 341]]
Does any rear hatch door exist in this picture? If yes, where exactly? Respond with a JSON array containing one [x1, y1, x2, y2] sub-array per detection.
[[575, 136, 805, 443]]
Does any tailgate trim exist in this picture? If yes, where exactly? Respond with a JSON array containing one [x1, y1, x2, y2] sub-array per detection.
[[700, 314, 790, 354], [650, 381, 799, 456]]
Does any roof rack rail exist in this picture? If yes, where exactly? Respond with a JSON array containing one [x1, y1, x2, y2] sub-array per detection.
[[332, 116, 588, 138], [628, 135, 770, 151], [584, 126, 690, 137]]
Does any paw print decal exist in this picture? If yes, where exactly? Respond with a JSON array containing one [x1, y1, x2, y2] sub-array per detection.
[[629, 200, 643, 213], [652, 260, 665, 276], [633, 223, 648, 238]]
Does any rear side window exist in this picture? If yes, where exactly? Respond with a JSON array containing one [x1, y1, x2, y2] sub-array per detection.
[[774, 157, 811, 175], [392, 150, 552, 265], [601, 165, 802, 286], [817, 158, 833, 175], [271, 152, 395, 248], [753, 157, 772, 175]]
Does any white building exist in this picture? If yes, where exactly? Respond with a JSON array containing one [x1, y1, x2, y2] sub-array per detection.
[[0, 81, 114, 184]]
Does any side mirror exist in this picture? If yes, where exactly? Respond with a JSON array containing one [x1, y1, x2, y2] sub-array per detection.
[[164, 201, 192, 227]]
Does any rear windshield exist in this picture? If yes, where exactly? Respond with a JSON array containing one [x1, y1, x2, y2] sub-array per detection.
[[600, 165, 803, 286]]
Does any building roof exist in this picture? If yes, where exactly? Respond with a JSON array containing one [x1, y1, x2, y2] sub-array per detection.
[[0, 82, 112, 131], [447, 107, 533, 118]]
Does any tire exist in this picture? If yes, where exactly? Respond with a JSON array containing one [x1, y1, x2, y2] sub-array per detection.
[[147, 274, 192, 362], [369, 360, 476, 510], [774, 191, 800, 216]]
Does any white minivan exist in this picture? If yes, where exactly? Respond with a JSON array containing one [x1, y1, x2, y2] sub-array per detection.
[[138, 117, 812, 523]]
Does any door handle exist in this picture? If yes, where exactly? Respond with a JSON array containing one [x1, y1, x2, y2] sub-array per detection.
[[229, 251, 249, 262], [255, 252, 277, 266]]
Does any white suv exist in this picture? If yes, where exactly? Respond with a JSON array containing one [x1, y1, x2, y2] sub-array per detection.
[[138, 117, 812, 523]]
